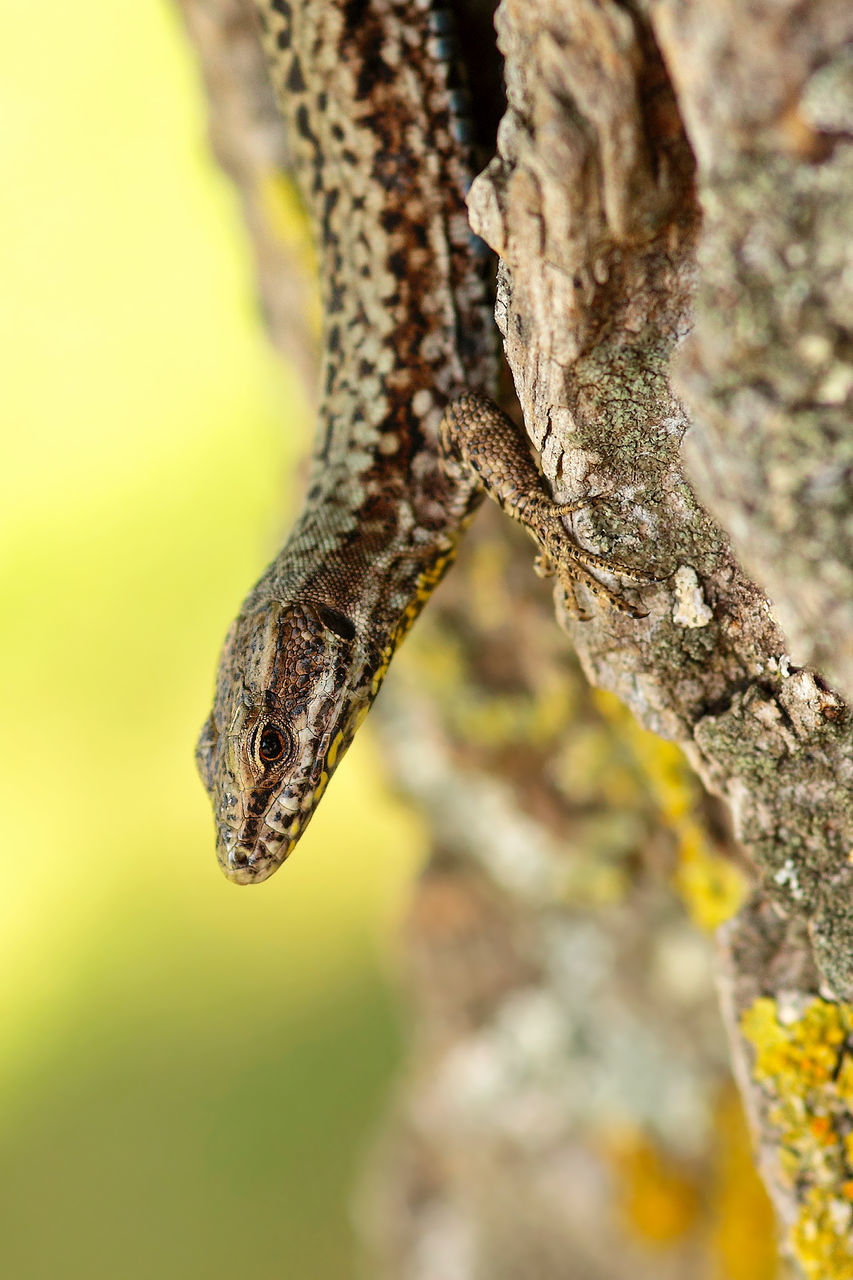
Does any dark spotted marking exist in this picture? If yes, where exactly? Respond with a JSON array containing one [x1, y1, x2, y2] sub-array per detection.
[[286, 55, 306, 93]]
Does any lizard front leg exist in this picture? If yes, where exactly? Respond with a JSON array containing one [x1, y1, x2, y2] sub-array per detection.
[[440, 394, 655, 620]]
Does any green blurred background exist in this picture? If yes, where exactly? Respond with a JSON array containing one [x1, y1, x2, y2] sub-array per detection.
[[0, 2, 423, 1275]]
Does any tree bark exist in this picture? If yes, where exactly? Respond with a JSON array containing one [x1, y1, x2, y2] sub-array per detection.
[[180, 0, 853, 1274], [455, 6, 853, 1273]]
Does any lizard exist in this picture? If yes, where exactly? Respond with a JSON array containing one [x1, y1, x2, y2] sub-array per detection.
[[196, 0, 654, 885]]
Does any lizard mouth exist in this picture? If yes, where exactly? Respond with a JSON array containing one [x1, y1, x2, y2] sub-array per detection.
[[216, 823, 297, 885], [223, 853, 275, 885]]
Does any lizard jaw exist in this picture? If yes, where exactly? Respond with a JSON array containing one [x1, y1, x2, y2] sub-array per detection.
[[216, 822, 299, 885]]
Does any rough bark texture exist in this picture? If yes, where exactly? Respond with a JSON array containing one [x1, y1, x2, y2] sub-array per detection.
[[454, 3, 853, 1270], [660, 3, 853, 696], [180, 0, 853, 1274], [467, 0, 853, 988], [450, 2, 853, 1271]]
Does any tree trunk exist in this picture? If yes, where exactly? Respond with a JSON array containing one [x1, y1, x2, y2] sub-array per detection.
[[180, 0, 853, 1274]]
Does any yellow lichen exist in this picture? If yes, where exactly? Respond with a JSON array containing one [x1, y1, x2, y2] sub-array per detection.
[[836, 1054, 853, 1106], [790, 1186, 853, 1279], [455, 676, 573, 750], [592, 690, 691, 821], [709, 1086, 779, 1280], [740, 997, 853, 1278], [605, 1129, 700, 1245], [809, 1114, 836, 1146], [406, 600, 574, 751], [592, 690, 746, 928], [742, 998, 850, 1091], [672, 821, 747, 930], [554, 724, 641, 809]]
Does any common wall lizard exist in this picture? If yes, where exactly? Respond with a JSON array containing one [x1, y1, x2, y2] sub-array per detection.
[[196, 0, 651, 884]]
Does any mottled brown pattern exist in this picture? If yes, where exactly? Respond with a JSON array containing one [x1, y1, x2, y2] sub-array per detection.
[[196, 1, 650, 884], [197, 0, 498, 883]]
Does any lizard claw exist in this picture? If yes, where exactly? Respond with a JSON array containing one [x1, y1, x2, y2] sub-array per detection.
[[554, 492, 607, 518], [533, 550, 555, 579]]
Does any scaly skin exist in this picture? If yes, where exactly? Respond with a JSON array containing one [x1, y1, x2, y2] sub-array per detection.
[[441, 396, 656, 622], [196, 0, 496, 883], [197, 0, 649, 885]]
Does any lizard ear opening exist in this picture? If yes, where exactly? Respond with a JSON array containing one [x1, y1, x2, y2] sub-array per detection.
[[314, 602, 356, 644]]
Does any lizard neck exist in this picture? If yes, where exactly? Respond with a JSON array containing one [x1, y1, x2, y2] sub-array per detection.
[[251, 485, 466, 653]]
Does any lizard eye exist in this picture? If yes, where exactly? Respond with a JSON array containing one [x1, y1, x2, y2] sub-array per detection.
[[258, 724, 287, 765]]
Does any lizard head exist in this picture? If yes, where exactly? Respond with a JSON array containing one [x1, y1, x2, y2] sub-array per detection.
[[196, 596, 382, 885]]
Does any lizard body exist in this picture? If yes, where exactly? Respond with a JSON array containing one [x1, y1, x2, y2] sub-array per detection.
[[197, 0, 496, 883], [197, 0, 650, 884]]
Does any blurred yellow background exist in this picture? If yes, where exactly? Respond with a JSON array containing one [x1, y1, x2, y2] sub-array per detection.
[[0, 2, 423, 1275]]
